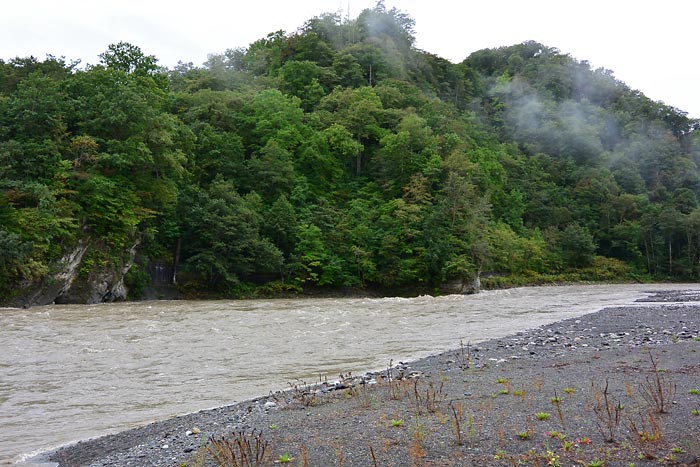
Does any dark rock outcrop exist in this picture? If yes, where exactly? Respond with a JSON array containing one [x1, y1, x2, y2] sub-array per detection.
[[4, 238, 140, 307]]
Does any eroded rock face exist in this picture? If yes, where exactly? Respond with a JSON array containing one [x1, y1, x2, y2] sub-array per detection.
[[55, 240, 140, 305], [7, 238, 140, 307], [439, 274, 481, 295], [17, 240, 90, 307]]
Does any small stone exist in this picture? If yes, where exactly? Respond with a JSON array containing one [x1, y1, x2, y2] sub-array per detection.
[[264, 401, 277, 409], [161, 444, 169, 449]]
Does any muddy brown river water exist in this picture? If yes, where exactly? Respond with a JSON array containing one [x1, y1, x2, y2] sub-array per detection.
[[1, 284, 697, 465]]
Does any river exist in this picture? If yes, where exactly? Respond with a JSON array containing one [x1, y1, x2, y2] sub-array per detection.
[[1, 284, 697, 465]]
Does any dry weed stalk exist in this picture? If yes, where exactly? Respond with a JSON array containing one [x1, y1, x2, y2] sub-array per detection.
[[638, 352, 676, 414], [299, 444, 309, 467], [331, 441, 344, 467], [450, 402, 464, 446], [386, 360, 404, 401], [591, 379, 624, 443], [368, 444, 379, 467], [409, 433, 426, 467], [412, 379, 446, 414], [207, 430, 268, 467], [287, 379, 318, 407], [456, 339, 472, 370]]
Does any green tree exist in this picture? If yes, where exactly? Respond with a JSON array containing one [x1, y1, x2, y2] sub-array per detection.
[[244, 139, 296, 202], [317, 86, 385, 174], [179, 179, 282, 291], [557, 223, 597, 268], [278, 60, 333, 111], [242, 89, 307, 152]]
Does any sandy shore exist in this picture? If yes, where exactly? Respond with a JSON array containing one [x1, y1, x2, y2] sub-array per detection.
[[48, 290, 700, 466]]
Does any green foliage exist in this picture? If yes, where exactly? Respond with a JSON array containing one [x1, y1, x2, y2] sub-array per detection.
[[557, 223, 597, 268], [178, 179, 283, 292], [124, 263, 149, 299], [2, 9, 699, 301]]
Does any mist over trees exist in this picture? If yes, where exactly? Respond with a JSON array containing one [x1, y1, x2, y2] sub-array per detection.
[[1, 3, 699, 302]]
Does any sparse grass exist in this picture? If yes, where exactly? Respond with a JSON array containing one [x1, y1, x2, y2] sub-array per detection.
[[627, 411, 664, 460], [287, 380, 318, 407], [189, 329, 695, 467], [208, 430, 268, 467], [550, 389, 565, 427], [533, 378, 544, 391], [496, 377, 512, 395], [408, 417, 426, 467]]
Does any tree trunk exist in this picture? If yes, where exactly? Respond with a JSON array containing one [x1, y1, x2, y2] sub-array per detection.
[[173, 237, 181, 285]]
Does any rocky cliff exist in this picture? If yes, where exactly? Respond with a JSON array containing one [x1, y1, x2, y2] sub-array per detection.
[[5, 238, 140, 307]]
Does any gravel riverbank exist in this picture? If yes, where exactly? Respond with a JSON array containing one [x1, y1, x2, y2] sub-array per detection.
[[48, 290, 700, 466]]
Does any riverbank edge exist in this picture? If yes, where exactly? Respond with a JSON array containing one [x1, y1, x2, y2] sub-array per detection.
[[45, 290, 700, 467]]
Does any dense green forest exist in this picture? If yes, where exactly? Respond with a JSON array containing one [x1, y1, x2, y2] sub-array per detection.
[[2, 4, 700, 303]]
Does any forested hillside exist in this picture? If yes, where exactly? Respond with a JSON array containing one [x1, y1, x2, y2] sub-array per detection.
[[2, 4, 699, 305]]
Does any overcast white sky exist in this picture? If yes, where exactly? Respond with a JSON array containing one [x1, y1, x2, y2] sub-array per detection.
[[1, 0, 698, 117]]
